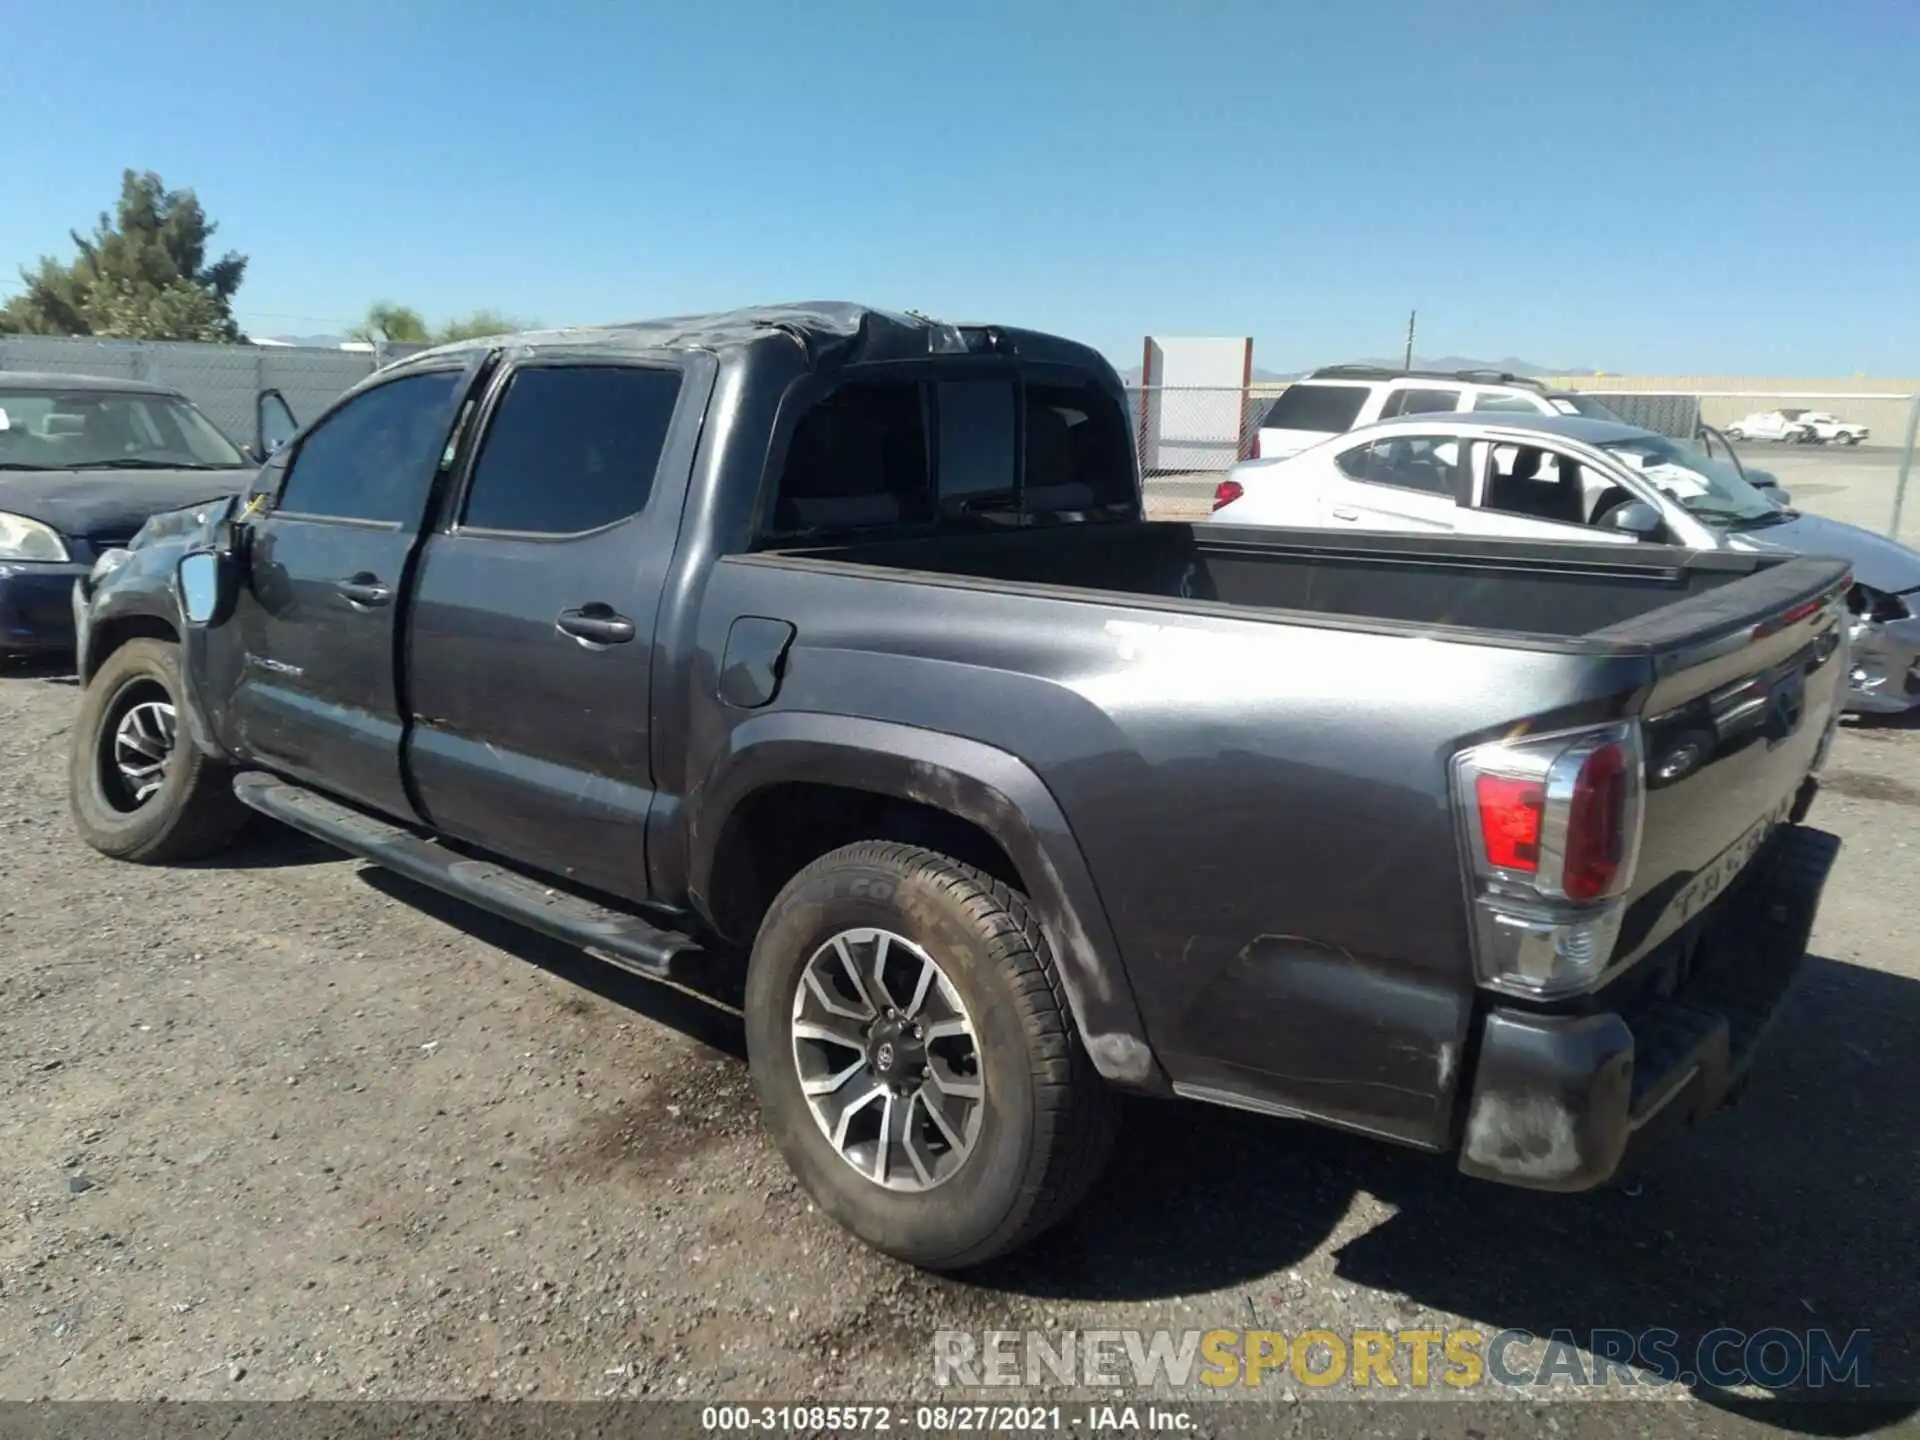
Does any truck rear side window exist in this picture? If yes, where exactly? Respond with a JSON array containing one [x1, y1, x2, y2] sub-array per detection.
[[459, 366, 683, 535], [765, 375, 1136, 539], [770, 381, 933, 534], [1024, 384, 1134, 513]]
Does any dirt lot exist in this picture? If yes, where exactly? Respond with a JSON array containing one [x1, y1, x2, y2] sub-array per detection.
[[3, 655, 1918, 1426]]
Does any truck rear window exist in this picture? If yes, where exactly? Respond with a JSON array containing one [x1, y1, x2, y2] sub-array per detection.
[[763, 377, 1134, 539], [1260, 383, 1368, 434]]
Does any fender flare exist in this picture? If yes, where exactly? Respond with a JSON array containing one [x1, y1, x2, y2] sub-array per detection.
[[688, 711, 1168, 1092]]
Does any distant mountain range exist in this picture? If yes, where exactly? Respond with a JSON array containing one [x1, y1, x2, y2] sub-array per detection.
[[1121, 355, 1594, 385]]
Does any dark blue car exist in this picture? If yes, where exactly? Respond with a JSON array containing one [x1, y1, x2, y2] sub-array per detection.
[[0, 373, 263, 659]]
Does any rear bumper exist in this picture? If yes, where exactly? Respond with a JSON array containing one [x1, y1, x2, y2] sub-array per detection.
[[1457, 821, 1839, 1191], [0, 561, 89, 653]]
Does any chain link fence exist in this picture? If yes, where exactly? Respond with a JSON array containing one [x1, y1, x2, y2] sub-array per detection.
[[0, 336, 419, 449], [1544, 377, 1918, 448], [1122, 385, 1272, 516]]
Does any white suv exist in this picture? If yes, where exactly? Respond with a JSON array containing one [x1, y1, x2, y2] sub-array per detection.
[[1253, 366, 1623, 461]]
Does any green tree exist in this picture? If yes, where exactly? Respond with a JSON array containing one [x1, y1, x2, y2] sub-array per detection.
[[0, 170, 247, 341], [347, 302, 430, 345], [432, 309, 530, 343], [347, 303, 535, 347]]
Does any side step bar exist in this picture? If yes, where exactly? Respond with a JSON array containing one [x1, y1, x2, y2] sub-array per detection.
[[232, 773, 706, 983]]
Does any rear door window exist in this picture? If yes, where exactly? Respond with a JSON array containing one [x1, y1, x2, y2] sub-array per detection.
[[1259, 383, 1368, 433], [1471, 390, 1544, 413], [1334, 434, 1462, 496], [1378, 387, 1463, 419], [459, 365, 684, 534]]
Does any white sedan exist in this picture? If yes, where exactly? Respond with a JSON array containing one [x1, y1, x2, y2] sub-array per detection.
[[1206, 411, 1920, 713], [1210, 413, 1738, 549]]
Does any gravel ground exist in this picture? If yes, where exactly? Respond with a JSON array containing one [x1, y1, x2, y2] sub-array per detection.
[[3, 655, 1918, 1434]]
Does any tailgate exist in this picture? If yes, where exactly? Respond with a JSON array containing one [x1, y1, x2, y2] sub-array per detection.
[[1595, 554, 1851, 970]]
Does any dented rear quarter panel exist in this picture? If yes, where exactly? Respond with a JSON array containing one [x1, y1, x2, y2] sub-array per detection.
[[684, 553, 1659, 1145]]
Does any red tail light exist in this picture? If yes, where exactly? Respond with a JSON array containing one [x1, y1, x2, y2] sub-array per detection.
[[1458, 725, 1642, 901], [1474, 775, 1544, 872], [1212, 479, 1244, 512], [1451, 721, 1645, 998], [1249, 431, 1261, 460], [1562, 739, 1629, 901]]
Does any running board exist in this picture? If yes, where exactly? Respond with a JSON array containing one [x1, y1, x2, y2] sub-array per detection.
[[231, 773, 706, 982]]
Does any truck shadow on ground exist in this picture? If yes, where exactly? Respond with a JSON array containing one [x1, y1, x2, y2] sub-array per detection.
[[344, 861, 1914, 1429], [354, 866, 748, 1059], [976, 953, 1918, 1429], [188, 816, 347, 870]]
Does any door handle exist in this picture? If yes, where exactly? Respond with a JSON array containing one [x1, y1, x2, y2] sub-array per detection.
[[556, 604, 636, 646], [336, 573, 392, 607], [1330, 507, 1360, 521]]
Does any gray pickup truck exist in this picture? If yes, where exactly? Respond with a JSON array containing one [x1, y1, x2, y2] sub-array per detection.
[[67, 303, 1849, 1269]]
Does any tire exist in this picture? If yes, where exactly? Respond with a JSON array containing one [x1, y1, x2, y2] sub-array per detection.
[[68, 638, 249, 863], [744, 841, 1119, 1269]]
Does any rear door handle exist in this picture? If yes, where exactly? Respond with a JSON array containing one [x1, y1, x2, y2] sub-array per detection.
[[1330, 507, 1360, 521], [336, 574, 392, 607], [556, 604, 636, 646]]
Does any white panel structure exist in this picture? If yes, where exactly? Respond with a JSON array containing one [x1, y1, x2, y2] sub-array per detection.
[[1137, 335, 1254, 474]]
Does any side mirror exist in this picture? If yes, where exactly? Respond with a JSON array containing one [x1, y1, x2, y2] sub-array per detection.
[[178, 549, 239, 628], [1602, 500, 1664, 539]]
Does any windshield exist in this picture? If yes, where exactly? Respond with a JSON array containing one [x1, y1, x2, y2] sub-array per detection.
[[0, 388, 248, 470], [1599, 434, 1780, 525]]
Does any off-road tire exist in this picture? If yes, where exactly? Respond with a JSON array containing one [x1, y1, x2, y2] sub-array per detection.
[[744, 841, 1119, 1269], [69, 638, 248, 863]]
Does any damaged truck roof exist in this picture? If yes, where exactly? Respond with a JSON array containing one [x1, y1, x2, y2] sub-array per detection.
[[379, 300, 1117, 376]]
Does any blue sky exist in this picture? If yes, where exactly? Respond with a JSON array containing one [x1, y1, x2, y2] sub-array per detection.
[[3, 0, 1916, 373]]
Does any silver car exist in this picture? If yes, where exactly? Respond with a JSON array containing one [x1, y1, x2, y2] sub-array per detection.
[[1211, 412, 1920, 713]]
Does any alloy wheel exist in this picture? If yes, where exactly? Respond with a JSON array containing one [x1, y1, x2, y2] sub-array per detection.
[[101, 685, 176, 811], [790, 927, 984, 1192]]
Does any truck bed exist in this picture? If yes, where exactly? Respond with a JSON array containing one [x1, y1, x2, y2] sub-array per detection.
[[726, 521, 1850, 1140], [763, 520, 1822, 647]]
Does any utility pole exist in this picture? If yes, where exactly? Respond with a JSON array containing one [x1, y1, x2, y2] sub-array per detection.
[[1403, 310, 1417, 371]]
